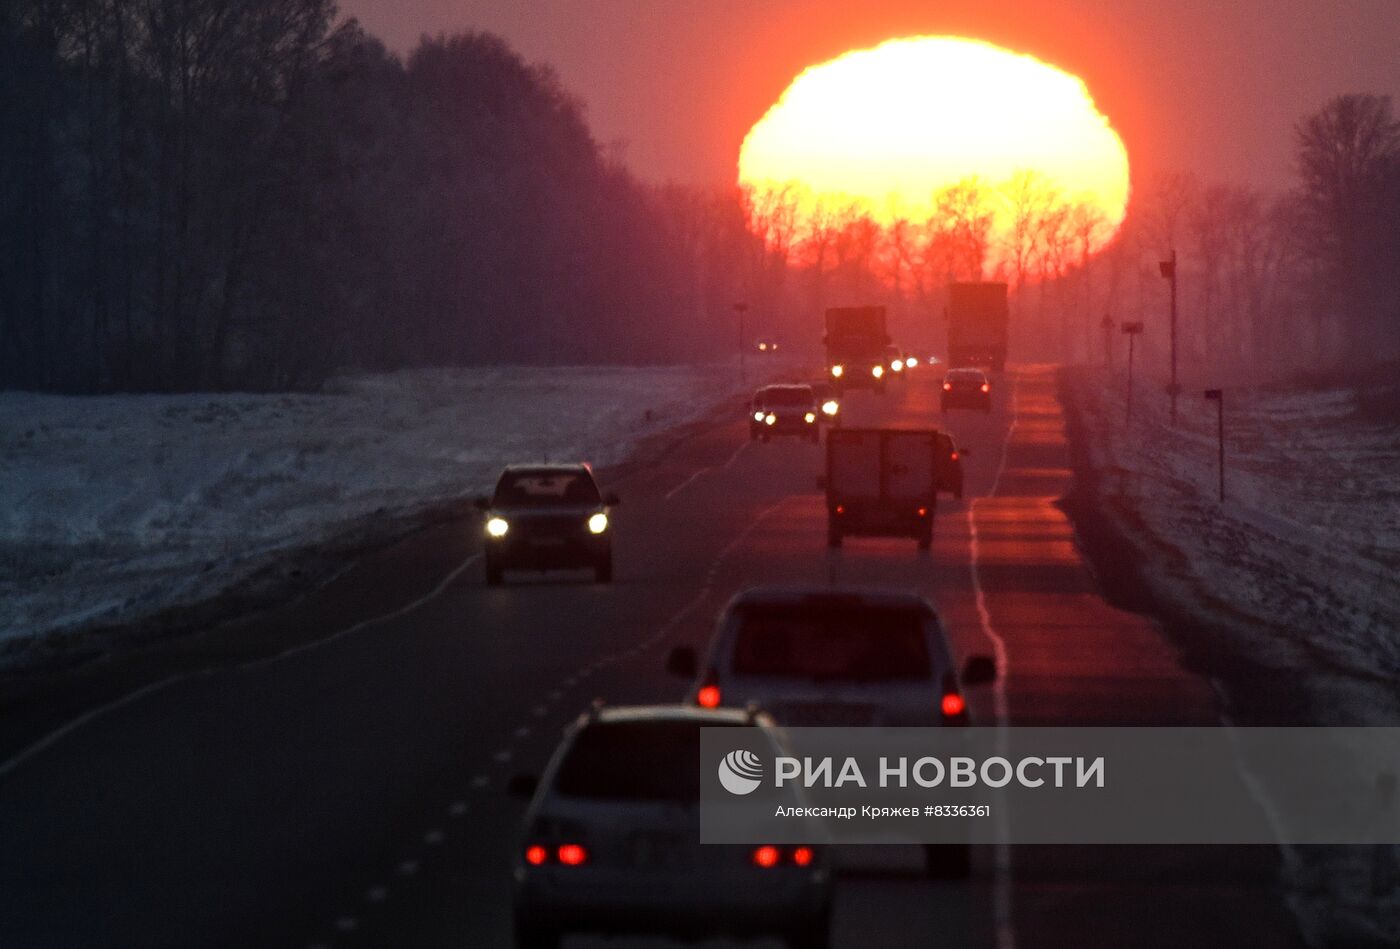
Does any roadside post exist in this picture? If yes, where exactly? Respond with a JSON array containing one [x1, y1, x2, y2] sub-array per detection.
[[733, 301, 749, 384], [1121, 321, 1144, 423], [1204, 388, 1224, 502], [1160, 251, 1179, 426]]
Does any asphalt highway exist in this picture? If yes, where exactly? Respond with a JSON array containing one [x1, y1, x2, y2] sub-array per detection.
[[0, 366, 1304, 948]]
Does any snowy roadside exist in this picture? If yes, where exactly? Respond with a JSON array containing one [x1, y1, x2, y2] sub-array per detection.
[[1060, 366, 1400, 947], [0, 362, 791, 665]]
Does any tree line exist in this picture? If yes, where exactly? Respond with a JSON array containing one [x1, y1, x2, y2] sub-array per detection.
[[0, 1, 761, 392], [3, 0, 1395, 393]]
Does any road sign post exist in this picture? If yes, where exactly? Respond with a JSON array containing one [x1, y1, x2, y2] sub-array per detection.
[[1204, 388, 1224, 502], [733, 302, 749, 384], [1160, 251, 1179, 426], [1121, 321, 1144, 423]]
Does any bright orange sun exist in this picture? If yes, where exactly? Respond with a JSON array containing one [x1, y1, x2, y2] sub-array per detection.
[[738, 36, 1130, 263]]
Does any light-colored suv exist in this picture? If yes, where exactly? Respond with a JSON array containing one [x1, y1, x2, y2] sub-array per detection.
[[668, 588, 996, 878], [510, 705, 832, 949], [668, 587, 995, 728]]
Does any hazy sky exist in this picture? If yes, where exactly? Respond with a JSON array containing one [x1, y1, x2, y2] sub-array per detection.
[[341, 0, 1400, 192]]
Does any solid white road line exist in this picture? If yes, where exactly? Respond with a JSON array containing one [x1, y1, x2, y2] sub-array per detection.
[[967, 371, 1022, 949], [0, 551, 483, 779], [663, 440, 750, 500]]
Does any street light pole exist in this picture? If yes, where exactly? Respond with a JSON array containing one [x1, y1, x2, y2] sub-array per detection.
[[733, 302, 749, 385], [1121, 321, 1143, 423], [1204, 388, 1224, 502], [1160, 250, 1179, 426]]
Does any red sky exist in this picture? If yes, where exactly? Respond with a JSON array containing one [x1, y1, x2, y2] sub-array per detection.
[[340, 0, 1400, 192]]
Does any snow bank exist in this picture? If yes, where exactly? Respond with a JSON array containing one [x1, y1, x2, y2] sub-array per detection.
[[1065, 368, 1400, 694], [0, 363, 776, 657], [1063, 367, 1400, 946]]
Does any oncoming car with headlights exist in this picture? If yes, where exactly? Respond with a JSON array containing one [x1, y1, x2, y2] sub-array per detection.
[[749, 385, 820, 443], [809, 381, 841, 424], [510, 705, 832, 949], [474, 464, 619, 585]]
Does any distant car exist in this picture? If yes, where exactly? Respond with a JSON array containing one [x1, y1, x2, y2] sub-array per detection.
[[882, 345, 906, 377], [941, 367, 991, 412], [934, 432, 966, 499], [809, 381, 841, 423], [750, 384, 820, 443], [474, 464, 619, 585], [669, 588, 996, 878], [755, 337, 780, 354], [510, 704, 833, 949]]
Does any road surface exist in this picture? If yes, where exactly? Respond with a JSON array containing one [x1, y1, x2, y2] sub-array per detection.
[[0, 366, 1303, 948]]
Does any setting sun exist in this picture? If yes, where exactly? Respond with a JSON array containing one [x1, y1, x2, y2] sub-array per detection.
[[738, 36, 1131, 264]]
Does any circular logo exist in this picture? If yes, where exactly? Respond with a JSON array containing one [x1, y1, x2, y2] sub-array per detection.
[[718, 749, 764, 795]]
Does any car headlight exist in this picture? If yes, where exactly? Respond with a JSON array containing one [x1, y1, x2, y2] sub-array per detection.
[[764, 413, 776, 425], [804, 412, 816, 423], [753, 411, 765, 422], [872, 365, 884, 378], [822, 399, 839, 416], [905, 356, 918, 367], [830, 365, 844, 378], [891, 360, 903, 372], [486, 516, 509, 537], [587, 512, 608, 534]]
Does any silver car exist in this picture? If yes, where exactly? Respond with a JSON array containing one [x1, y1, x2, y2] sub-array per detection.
[[510, 704, 833, 948]]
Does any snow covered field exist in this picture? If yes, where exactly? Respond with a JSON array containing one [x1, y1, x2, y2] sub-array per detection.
[[1063, 367, 1400, 946], [1065, 368, 1400, 708], [0, 363, 777, 662]]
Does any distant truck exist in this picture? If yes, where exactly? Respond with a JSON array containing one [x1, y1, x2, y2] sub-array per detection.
[[821, 428, 940, 550], [946, 282, 1009, 373], [824, 306, 891, 392]]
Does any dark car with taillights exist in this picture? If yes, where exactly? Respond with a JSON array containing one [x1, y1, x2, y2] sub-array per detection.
[[475, 464, 619, 585], [940, 367, 992, 412]]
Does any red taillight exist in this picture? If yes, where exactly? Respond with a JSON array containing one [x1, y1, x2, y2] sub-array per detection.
[[696, 684, 721, 708], [752, 845, 781, 868], [791, 846, 814, 867], [917, 506, 928, 517], [943, 382, 952, 391], [835, 504, 845, 514], [950, 451, 958, 461], [557, 843, 588, 866], [981, 383, 990, 393], [941, 692, 966, 718], [524, 844, 548, 866]]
